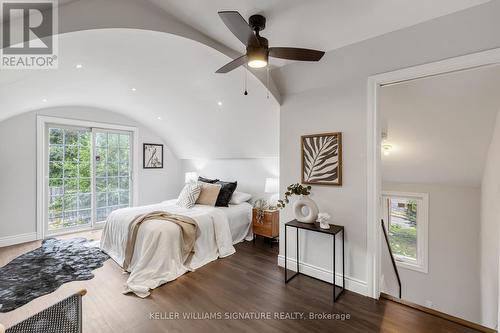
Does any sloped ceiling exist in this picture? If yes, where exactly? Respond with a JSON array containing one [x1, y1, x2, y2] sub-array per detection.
[[381, 65, 500, 186], [0, 29, 280, 159]]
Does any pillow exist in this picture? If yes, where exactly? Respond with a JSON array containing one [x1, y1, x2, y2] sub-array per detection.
[[176, 183, 202, 208], [229, 191, 252, 205], [198, 176, 219, 184], [196, 182, 222, 206], [215, 180, 237, 207]]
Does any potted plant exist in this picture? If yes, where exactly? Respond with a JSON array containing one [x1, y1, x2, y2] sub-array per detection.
[[253, 199, 269, 224], [277, 183, 319, 223]]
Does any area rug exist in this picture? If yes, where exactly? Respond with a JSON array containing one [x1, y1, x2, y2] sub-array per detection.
[[0, 238, 108, 312]]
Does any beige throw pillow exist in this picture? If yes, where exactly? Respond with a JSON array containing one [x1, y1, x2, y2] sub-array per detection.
[[196, 182, 222, 206]]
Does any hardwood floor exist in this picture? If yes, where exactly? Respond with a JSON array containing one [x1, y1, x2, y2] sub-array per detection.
[[0, 233, 484, 333]]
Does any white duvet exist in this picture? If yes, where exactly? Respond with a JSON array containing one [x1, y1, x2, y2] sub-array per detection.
[[100, 199, 240, 298]]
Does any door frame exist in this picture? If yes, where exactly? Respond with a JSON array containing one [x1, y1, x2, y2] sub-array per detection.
[[37, 115, 139, 239], [365, 47, 500, 299]]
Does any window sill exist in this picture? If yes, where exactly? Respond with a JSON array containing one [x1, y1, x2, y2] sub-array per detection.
[[395, 260, 428, 274]]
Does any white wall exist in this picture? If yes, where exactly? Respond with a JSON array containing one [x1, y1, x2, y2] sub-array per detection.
[[0, 106, 183, 244], [381, 182, 481, 324], [181, 158, 279, 202], [481, 108, 500, 328], [276, 0, 500, 326]]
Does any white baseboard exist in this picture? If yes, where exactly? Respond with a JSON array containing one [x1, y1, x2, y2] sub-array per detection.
[[277, 255, 367, 296], [0, 232, 38, 248]]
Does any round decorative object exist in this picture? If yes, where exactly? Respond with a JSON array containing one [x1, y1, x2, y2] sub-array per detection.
[[293, 196, 319, 223]]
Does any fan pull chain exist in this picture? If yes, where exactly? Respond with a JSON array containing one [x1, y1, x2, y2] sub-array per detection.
[[244, 64, 248, 96]]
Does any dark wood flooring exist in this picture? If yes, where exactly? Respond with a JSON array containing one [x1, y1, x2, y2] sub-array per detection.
[[0, 236, 483, 333]]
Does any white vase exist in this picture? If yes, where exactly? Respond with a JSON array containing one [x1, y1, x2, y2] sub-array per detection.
[[293, 196, 319, 223]]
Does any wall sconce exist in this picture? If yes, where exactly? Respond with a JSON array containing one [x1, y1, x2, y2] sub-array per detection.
[[382, 144, 393, 156]]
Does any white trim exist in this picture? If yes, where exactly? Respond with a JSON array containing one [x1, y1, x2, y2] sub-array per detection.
[[382, 191, 429, 274], [277, 255, 367, 296], [37, 116, 139, 239], [0, 232, 38, 248], [366, 47, 500, 299]]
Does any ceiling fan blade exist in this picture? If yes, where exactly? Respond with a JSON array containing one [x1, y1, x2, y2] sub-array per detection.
[[216, 55, 247, 73], [269, 47, 325, 61], [218, 11, 259, 47]]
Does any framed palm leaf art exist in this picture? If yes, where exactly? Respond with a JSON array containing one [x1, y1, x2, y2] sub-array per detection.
[[301, 132, 342, 186]]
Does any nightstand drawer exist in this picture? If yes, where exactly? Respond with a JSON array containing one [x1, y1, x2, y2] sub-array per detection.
[[253, 220, 272, 236], [252, 208, 279, 238]]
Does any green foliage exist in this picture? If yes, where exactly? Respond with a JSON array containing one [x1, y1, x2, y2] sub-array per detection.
[[389, 224, 417, 259], [405, 200, 417, 224], [47, 128, 132, 231], [277, 183, 312, 209]]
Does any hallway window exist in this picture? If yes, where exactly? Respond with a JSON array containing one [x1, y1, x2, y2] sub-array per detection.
[[382, 191, 429, 273]]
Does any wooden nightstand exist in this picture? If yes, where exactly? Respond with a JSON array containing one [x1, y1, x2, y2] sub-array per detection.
[[252, 208, 279, 246]]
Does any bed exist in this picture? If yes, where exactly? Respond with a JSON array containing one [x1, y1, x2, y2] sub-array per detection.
[[100, 199, 252, 297]]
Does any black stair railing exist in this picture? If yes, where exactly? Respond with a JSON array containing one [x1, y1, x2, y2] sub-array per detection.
[[381, 219, 402, 298]]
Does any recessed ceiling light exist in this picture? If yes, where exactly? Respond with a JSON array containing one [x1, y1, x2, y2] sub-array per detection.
[[157, 116, 162, 120], [75, 64, 83, 69], [42, 98, 47, 103], [217, 101, 223, 106], [131, 87, 137, 92]]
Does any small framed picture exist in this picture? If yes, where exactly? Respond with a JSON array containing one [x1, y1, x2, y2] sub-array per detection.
[[143, 143, 164, 169]]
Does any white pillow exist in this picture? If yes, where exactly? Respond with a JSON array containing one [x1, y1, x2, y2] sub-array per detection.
[[229, 191, 252, 205], [177, 183, 202, 208]]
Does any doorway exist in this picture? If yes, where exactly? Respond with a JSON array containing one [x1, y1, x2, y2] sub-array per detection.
[[366, 48, 500, 326], [37, 116, 138, 237]]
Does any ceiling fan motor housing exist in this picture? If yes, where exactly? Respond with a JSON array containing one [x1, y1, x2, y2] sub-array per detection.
[[249, 14, 266, 32]]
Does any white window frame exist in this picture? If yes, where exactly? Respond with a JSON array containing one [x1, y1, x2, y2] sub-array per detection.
[[382, 191, 429, 274], [37, 116, 139, 238]]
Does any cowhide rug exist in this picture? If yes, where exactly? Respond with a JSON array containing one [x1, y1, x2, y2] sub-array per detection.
[[0, 238, 108, 312]]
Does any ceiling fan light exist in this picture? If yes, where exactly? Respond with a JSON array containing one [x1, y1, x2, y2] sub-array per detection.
[[248, 59, 267, 68], [247, 46, 268, 69]]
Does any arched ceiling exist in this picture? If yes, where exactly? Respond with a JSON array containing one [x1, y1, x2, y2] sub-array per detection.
[[0, 29, 280, 159], [149, 0, 490, 68]]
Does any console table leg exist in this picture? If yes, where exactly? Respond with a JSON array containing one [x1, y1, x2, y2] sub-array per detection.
[[342, 230, 345, 290], [333, 232, 336, 302], [296, 227, 299, 274], [284, 226, 287, 282]]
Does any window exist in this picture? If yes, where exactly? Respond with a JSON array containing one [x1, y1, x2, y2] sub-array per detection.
[[48, 127, 92, 231], [94, 130, 131, 222], [382, 191, 428, 273], [38, 116, 137, 236]]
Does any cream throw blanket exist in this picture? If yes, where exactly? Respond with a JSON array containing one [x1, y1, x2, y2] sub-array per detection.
[[123, 211, 197, 270]]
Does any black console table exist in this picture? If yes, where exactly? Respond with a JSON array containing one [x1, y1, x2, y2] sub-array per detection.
[[284, 219, 345, 302]]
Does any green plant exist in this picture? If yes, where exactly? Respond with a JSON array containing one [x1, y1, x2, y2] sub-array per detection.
[[277, 183, 311, 209], [253, 199, 269, 224]]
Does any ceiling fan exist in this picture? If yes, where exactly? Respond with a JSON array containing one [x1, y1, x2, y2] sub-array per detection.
[[216, 11, 325, 73]]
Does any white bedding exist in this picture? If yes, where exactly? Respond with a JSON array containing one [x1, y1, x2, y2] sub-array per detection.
[[100, 199, 252, 297], [218, 202, 253, 244]]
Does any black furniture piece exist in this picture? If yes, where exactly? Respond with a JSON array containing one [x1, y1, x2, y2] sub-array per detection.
[[4, 289, 86, 333], [284, 219, 345, 302]]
